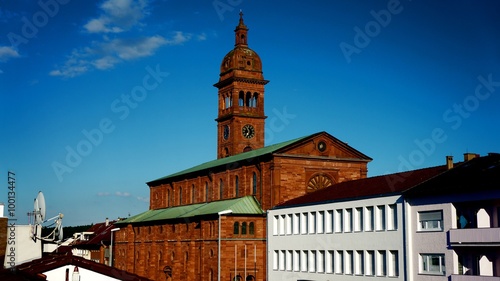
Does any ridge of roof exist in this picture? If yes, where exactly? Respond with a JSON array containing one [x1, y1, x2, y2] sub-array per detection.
[[117, 195, 264, 225], [147, 133, 316, 185]]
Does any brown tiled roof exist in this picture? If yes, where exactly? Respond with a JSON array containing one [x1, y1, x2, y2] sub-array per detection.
[[404, 153, 500, 197], [14, 252, 151, 281], [276, 164, 448, 209]]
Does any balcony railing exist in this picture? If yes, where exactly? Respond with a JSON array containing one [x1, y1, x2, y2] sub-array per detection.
[[451, 275, 500, 281], [449, 228, 500, 245]]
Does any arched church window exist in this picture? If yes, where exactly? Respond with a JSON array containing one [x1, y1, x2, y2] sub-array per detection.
[[220, 179, 224, 199], [239, 91, 244, 106], [252, 172, 257, 194], [179, 186, 183, 204], [235, 176, 239, 197], [192, 184, 195, 203], [307, 174, 334, 192], [241, 222, 247, 235], [205, 181, 209, 202], [253, 92, 259, 107], [234, 222, 239, 234], [249, 222, 254, 235], [245, 92, 252, 106]]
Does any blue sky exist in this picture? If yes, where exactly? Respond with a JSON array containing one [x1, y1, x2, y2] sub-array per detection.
[[1, 0, 499, 226]]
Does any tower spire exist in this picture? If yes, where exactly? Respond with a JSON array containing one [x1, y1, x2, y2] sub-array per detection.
[[235, 10, 248, 46]]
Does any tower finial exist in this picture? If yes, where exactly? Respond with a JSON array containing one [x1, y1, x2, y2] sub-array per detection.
[[239, 10, 244, 25]]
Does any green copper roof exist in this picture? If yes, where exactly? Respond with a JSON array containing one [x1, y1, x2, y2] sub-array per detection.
[[116, 196, 264, 225], [147, 134, 314, 184]]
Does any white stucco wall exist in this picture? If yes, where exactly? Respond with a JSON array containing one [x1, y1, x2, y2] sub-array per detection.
[[43, 265, 122, 281], [4, 224, 42, 268]]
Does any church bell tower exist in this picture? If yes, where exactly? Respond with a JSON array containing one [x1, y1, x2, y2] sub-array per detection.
[[214, 12, 269, 159]]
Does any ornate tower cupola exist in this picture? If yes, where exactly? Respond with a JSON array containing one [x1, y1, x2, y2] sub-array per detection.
[[214, 12, 269, 159]]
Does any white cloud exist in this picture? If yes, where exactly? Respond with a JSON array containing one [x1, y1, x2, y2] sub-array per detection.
[[0, 46, 20, 61], [115, 191, 131, 197], [84, 0, 149, 34], [136, 196, 149, 202], [50, 32, 198, 78]]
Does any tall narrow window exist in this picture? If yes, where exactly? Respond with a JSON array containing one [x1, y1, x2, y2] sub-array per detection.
[[389, 251, 399, 277], [249, 222, 254, 235], [309, 212, 316, 234], [252, 172, 257, 194], [335, 251, 344, 274], [335, 209, 343, 233], [355, 207, 363, 232], [279, 215, 285, 235], [233, 222, 239, 234], [366, 250, 375, 276], [241, 222, 247, 235], [167, 190, 170, 207], [376, 205, 386, 231], [293, 213, 300, 234], [365, 206, 374, 231], [317, 211, 324, 234], [205, 182, 209, 202], [235, 176, 239, 197], [388, 204, 397, 230], [219, 179, 224, 199], [345, 208, 353, 233], [345, 251, 353, 275], [273, 251, 278, 270], [179, 187, 183, 205], [301, 251, 308, 272], [326, 250, 334, 273], [377, 250, 387, 276], [191, 184, 195, 203], [238, 91, 244, 106], [326, 210, 333, 233], [355, 251, 364, 275], [286, 214, 292, 235], [309, 250, 316, 273], [286, 250, 293, 271], [301, 213, 308, 234], [293, 250, 300, 272]]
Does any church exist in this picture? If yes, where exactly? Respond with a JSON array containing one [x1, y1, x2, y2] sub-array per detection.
[[113, 13, 371, 281]]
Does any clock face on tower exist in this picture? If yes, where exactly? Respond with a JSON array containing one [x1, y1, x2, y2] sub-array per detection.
[[242, 124, 255, 139], [223, 125, 229, 140]]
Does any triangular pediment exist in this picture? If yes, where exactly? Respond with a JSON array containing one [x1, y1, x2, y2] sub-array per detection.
[[274, 131, 372, 161]]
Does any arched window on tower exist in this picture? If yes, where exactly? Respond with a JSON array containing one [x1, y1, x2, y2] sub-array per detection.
[[220, 179, 224, 199], [252, 92, 259, 107], [245, 92, 252, 107], [179, 186, 183, 205], [167, 190, 170, 207], [239, 91, 244, 106], [249, 222, 255, 235], [235, 176, 239, 197], [252, 172, 257, 195]]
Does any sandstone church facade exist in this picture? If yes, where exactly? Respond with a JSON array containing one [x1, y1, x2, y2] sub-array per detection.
[[113, 13, 371, 281]]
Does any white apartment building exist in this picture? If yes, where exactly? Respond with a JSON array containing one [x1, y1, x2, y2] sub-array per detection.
[[267, 164, 446, 281], [268, 153, 500, 281]]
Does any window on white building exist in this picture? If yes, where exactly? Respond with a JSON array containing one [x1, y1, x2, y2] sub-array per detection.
[[309, 250, 316, 272], [301, 213, 308, 234], [273, 250, 278, 270], [389, 250, 399, 277], [355, 207, 363, 232], [301, 250, 308, 272], [418, 210, 443, 231], [335, 209, 343, 233], [326, 250, 334, 273], [279, 250, 285, 271], [293, 213, 300, 235], [318, 250, 325, 273], [388, 204, 397, 230], [279, 215, 285, 235], [326, 210, 333, 233], [335, 251, 344, 274], [309, 212, 316, 234], [366, 250, 375, 276], [345, 250, 353, 275], [273, 216, 278, 236], [293, 250, 300, 272], [317, 211, 324, 234], [376, 205, 386, 231], [345, 208, 353, 233], [377, 250, 387, 276], [286, 214, 292, 235], [365, 206, 374, 231], [420, 254, 445, 275], [355, 250, 364, 275], [286, 250, 293, 271]]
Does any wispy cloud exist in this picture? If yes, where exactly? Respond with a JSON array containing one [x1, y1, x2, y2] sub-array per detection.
[[0, 46, 20, 62], [84, 0, 149, 34], [137, 196, 149, 202], [96, 191, 147, 203], [115, 191, 131, 197]]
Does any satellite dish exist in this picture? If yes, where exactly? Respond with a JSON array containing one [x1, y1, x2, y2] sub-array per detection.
[[34, 191, 46, 224]]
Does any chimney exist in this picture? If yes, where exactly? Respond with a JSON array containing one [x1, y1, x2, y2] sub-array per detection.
[[464, 153, 479, 161], [446, 156, 453, 170], [105, 217, 109, 226]]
